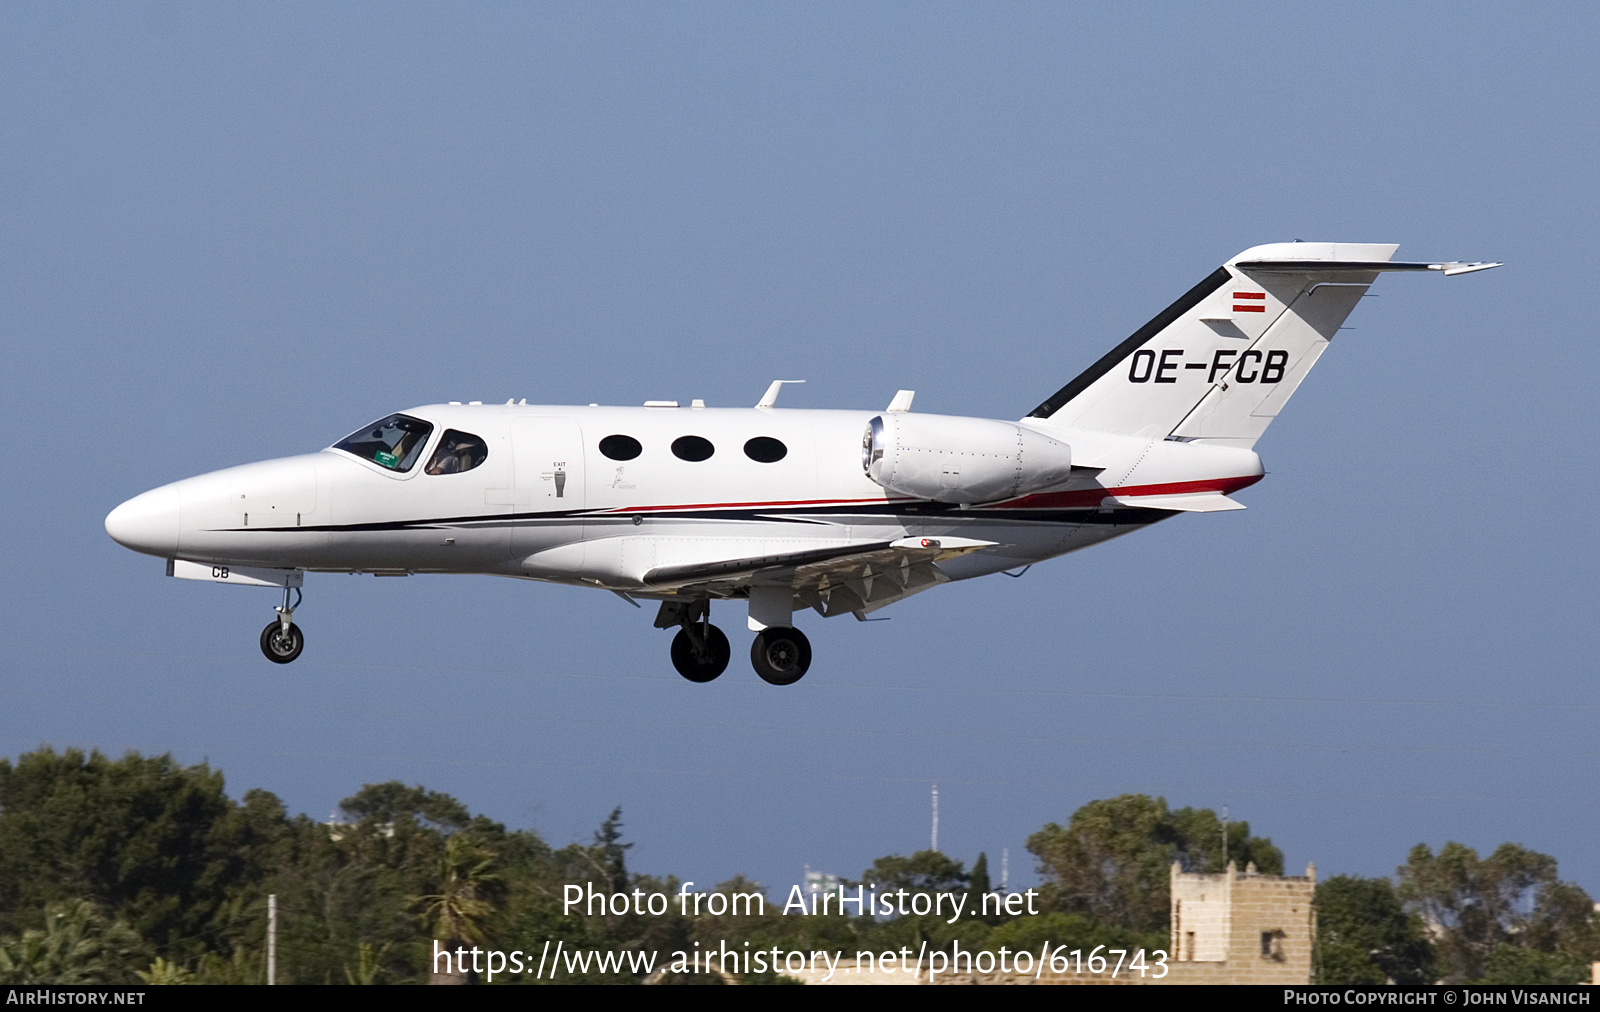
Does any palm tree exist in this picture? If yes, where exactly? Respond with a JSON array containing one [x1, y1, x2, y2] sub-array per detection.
[[136, 957, 196, 985], [0, 900, 146, 985], [343, 941, 392, 985], [414, 834, 502, 984]]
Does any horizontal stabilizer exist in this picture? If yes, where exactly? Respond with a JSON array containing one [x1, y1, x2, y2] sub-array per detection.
[[1235, 259, 1502, 275], [1105, 492, 1245, 512]]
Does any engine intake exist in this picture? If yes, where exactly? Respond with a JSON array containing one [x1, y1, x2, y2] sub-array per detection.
[[862, 413, 1073, 504]]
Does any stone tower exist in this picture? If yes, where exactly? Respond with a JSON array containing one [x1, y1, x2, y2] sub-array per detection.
[[1166, 860, 1317, 985]]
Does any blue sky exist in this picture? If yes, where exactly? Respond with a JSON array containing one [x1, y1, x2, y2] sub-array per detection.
[[2, 3, 1596, 898]]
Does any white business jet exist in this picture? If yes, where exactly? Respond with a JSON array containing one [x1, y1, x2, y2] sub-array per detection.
[[105, 243, 1497, 684]]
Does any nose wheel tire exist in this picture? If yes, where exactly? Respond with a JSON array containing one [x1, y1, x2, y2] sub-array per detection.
[[671, 624, 730, 682], [260, 621, 304, 664], [751, 627, 811, 685]]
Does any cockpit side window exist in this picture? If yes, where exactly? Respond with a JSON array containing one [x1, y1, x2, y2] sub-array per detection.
[[425, 429, 489, 475], [334, 414, 435, 472]]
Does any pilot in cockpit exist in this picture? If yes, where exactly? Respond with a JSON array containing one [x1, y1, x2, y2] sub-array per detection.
[[425, 430, 488, 475]]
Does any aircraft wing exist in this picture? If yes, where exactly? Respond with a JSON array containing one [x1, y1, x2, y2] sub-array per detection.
[[642, 536, 998, 618]]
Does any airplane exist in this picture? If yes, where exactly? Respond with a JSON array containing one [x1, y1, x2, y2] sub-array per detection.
[[105, 242, 1498, 684]]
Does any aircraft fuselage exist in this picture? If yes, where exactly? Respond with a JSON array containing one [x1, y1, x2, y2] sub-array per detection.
[[108, 402, 1250, 588]]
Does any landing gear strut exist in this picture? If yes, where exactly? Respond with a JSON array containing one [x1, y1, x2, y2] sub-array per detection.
[[657, 600, 729, 682], [751, 627, 811, 685], [260, 586, 304, 664]]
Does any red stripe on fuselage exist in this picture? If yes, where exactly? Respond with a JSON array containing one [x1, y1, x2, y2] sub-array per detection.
[[598, 475, 1264, 515]]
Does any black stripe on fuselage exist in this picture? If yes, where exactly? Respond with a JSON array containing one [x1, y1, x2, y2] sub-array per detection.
[[210, 501, 1175, 535], [1027, 266, 1233, 419]]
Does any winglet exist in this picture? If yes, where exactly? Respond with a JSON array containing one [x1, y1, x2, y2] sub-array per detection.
[[886, 390, 915, 412], [756, 380, 805, 408]]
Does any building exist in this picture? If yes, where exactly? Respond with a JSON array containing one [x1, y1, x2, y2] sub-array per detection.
[[790, 860, 1316, 985], [803, 865, 840, 898], [1163, 860, 1316, 985]]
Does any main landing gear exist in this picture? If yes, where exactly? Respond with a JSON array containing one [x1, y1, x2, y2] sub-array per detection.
[[750, 627, 811, 686], [260, 585, 304, 664], [659, 600, 730, 682], [655, 601, 812, 685]]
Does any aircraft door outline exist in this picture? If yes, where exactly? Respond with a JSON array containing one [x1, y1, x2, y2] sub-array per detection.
[[511, 417, 586, 559]]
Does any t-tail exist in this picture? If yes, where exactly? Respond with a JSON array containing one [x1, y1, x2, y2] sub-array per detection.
[[1027, 242, 1500, 448]]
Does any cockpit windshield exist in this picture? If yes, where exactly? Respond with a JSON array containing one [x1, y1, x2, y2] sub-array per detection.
[[333, 414, 434, 472]]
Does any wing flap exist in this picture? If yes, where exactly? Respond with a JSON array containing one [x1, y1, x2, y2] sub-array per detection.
[[639, 535, 999, 618], [641, 535, 997, 587], [643, 541, 892, 586]]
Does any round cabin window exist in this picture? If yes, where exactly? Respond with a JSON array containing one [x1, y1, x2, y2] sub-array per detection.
[[671, 435, 715, 462], [743, 436, 788, 463], [599, 434, 643, 461]]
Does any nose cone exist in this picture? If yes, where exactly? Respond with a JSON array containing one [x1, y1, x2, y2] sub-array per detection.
[[106, 485, 180, 558]]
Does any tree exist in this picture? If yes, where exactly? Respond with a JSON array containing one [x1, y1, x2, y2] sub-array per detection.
[[0, 900, 147, 985], [593, 808, 631, 895], [343, 941, 393, 985], [0, 748, 583, 984], [414, 833, 503, 984], [1167, 805, 1283, 876], [1477, 945, 1589, 985], [501, 811, 683, 984], [340, 782, 473, 834], [1314, 875, 1433, 984], [1027, 794, 1281, 933], [857, 850, 968, 894], [1398, 842, 1597, 983], [0, 747, 277, 962], [969, 853, 991, 896], [136, 957, 196, 985]]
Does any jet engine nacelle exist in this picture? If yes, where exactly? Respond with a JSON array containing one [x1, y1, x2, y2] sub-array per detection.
[[862, 413, 1073, 504]]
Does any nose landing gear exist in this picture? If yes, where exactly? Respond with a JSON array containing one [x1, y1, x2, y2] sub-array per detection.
[[260, 586, 304, 664]]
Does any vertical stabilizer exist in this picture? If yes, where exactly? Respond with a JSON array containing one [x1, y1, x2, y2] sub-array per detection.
[[1026, 243, 1496, 448]]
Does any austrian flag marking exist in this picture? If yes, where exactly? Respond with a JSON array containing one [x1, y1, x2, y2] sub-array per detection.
[[1233, 291, 1266, 313]]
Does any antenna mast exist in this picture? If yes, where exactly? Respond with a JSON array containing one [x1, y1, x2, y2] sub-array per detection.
[[931, 783, 939, 852], [267, 893, 277, 985]]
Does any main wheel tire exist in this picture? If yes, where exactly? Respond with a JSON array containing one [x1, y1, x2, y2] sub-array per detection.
[[751, 627, 811, 685], [260, 620, 304, 664], [670, 624, 730, 683]]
